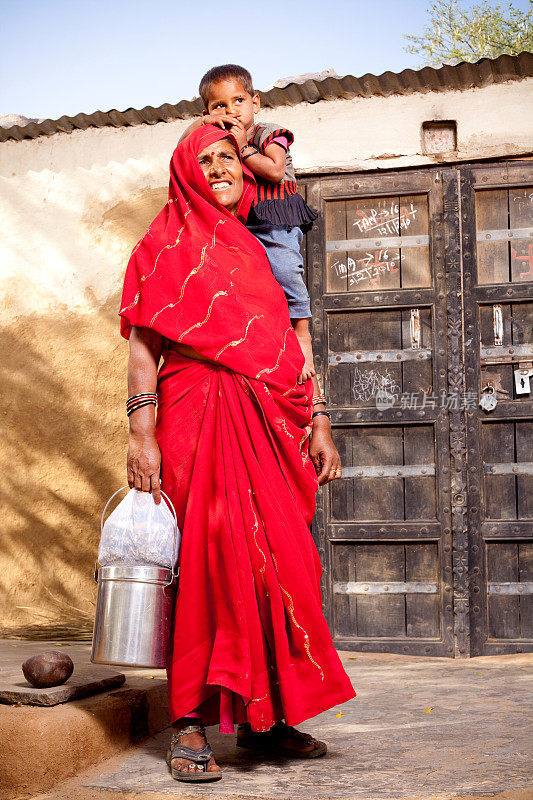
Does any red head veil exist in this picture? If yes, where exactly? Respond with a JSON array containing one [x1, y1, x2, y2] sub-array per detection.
[[119, 125, 305, 391]]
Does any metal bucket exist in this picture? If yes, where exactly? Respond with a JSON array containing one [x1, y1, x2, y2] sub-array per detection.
[[91, 488, 178, 669]]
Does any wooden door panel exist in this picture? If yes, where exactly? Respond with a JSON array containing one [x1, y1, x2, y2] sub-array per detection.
[[327, 308, 433, 408], [518, 542, 533, 638], [325, 194, 432, 293], [405, 543, 440, 638], [475, 186, 533, 284], [326, 200, 348, 292], [479, 302, 533, 401], [404, 426, 437, 520], [305, 168, 453, 657], [461, 161, 533, 655], [516, 421, 533, 519], [329, 424, 437, 522], [331, 542, 440, 640], [305, 161, 532, 657], [487, 542, 521, 639]]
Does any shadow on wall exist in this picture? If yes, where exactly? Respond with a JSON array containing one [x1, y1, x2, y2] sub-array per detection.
[[0, 292, 129, 639], [100, 187, 168, 245]]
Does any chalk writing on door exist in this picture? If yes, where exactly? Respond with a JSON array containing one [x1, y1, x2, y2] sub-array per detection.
[[511, 189, 533, 214], [352, 202, 418, 236], [352, 366, 400, 403], [331, 250, 402, 287]]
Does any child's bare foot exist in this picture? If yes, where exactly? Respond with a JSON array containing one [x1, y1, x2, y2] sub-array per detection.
[[298, 356, 316, 384], [292, 319, 316, 385]]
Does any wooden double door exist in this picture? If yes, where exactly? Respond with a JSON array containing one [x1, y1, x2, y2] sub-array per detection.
[[303, 161, 533, 657]]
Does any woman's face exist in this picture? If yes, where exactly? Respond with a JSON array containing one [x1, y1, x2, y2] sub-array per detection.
[[197, 138, 243, 215]]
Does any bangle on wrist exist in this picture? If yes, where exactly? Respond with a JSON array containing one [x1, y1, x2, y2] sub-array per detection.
[[241, 145, 258, 160], [127, 392, 157, 417], [127, 399, 156, 417], [312, 410, 330, 421]]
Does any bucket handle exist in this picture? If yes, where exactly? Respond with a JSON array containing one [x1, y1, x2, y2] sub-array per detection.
[[97, 486, 179, 587]]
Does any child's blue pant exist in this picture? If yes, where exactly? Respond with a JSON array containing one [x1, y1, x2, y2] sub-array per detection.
[[247, 222, 312, 319]]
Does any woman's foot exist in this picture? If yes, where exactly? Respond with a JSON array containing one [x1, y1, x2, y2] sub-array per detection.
[[237, 721, 327, 758], [167, 719, 221, 781]]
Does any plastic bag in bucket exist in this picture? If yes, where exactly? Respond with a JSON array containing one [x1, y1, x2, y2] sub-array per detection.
[[98, 488, 180, 567]]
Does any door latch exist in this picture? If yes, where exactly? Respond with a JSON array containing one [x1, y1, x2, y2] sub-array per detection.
[[410, 308, 421, 350], [493, 304, 503, 346]]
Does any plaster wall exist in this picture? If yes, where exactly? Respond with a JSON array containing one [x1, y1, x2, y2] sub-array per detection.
[[0, 79, 532, 633]]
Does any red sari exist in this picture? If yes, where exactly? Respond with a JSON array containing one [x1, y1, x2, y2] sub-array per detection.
[[120, 126, 355, 732]]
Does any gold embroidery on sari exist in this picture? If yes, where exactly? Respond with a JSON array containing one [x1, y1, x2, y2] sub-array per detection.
[[270, 554, 324, 681], [150, 205, 191, 278], [119, 290, 141, 314], [215, 314, 264, 360], [281, 380, 299, 397], [121, 206, 191, 315], [280, 586, 325, 681], [277, 418, 293, 441], [210, 219, 226, 249], [255, 328, 291, 379], [299, 425, 312, 451], [249, 489, 267, 578], [177, 290, 228, 341], [178, 242, 208, 303]]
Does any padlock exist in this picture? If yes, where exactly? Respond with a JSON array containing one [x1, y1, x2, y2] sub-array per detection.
[[479, 384, 498, 412], [514, 368, 533, 396]]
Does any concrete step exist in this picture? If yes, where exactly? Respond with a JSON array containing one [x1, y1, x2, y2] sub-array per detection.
[[0, 640, 168, 800], [19, 651, 533, 800]]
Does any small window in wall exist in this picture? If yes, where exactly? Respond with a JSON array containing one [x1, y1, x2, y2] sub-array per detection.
[[422, 121, 457, 155]]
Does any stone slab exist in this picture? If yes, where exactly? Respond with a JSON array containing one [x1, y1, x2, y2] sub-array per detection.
[[0, 664, 125, 706]]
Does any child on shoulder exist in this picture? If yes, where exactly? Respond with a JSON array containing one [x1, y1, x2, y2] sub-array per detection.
[[182, 64, 317, 385]]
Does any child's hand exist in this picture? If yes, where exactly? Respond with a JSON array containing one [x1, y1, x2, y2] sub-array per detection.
[[200, 114, 248, 149], [179, 115, 237, 143], [223, 118, 248, 149], [200, 113, 239, 131]]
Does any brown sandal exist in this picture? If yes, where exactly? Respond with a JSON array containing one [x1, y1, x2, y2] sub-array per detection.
[[166, 724, 222, 782], [237, 721, 327, 759]]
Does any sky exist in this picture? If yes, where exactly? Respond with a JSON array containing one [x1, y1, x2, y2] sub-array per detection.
[[1, 0, 531, 121]]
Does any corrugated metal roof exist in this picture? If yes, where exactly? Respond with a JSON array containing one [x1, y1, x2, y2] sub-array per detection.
[[2, 52, 532, 144]]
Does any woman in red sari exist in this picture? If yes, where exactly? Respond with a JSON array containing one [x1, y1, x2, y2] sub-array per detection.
[[120, 126, 355, 783]]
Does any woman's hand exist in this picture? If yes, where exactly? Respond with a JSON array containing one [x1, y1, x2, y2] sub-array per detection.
[[127, 432, 162, 504], [309, 418, 342, 486]]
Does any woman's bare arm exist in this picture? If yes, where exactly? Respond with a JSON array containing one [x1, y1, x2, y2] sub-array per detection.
[[308, 372, 342, 486], [127, 326, 163, 503]]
